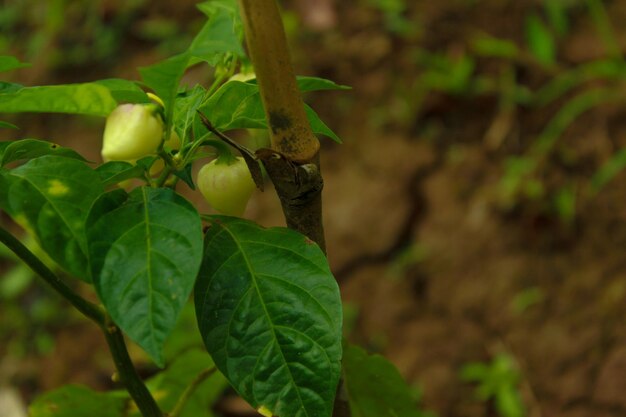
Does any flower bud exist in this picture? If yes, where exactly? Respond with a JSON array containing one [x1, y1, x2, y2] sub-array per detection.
[[101, 104, 163, 162]]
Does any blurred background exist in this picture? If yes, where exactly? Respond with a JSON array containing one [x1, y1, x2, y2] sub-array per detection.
[[2, 0, 626, 416]]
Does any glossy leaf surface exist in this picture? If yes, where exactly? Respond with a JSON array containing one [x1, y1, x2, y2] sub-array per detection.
[[2, 155, 104, 279], [195, 216, 342, 417], [86, 187, 203, 366]]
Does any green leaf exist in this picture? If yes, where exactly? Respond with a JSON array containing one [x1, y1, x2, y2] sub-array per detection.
[[1, 139, 86, 167], [296, 76, 351, 92], [200, 80, 342, 142], [139, 52, 191, 119], [0, 83, 118, 116], [95, 161, 147, 187], [592, 147, 626, 190], [29, 385, 126, 417], [2, 156, 104, 279], [470, 34, 520, 59], [195, 216, 342, 417], [94, 78, 150, 104], [304, 104, 342, 143], [0, 121, 18, 130], [343, 344, 423, 417], [525, 14, 556, 66], [0, 55, 31, 72], [173, 85, 206, 140], [0, 82, 23, 94], [140, 3, 244, 121], [86, 187, 203, 366], [189, 4, 244, 65]]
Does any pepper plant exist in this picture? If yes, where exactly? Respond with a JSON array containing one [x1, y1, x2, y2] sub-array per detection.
[[0, 1, 424, 417]]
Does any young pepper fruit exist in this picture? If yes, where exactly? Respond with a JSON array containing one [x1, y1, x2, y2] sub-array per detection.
[[197, 156, 256, 216], [101, 103, 163, 162]]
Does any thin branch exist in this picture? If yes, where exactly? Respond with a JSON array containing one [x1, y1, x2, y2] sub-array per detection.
[[169, 367, 217, 417], [0, 225, 104, 324], [0, 225, 163, 417]]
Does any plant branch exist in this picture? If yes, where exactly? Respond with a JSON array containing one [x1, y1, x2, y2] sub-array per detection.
[[169, 367, 217, 417], [0, 225, 163, 417], [238, 0, 327, 253], [0, 225, 104, 324], [103, 319, 164, 417]]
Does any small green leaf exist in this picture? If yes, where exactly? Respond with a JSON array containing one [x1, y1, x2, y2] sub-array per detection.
[[0, 82, 23, 94], [2, 156, 104, 279], [173, 85, 206, 140], [471, 34, 520, 59], [247, 76, 351, 92], [29, 385, 126, 417], [0, 55, 31, 72], [0, 83, 118, 116], [592, 146, 626, 190], [305, 104, 342, 143], [195, 216, 342, 417], [343, 343, 423, 417], [296, 76, 351, 92], [200, 80, 342, 142], [96, 161, 147, 187], [525, 14, 556, 66], [1, 139, 86, 167], [0, 121, 18, 130], [86, 187, 203, 366], [189, 4, 244, 65]]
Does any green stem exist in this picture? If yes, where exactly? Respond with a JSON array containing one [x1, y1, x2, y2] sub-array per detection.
[[169, 367, 217, 417], [103, 319, 164, 417], [0, 225, 104, 324], [154, 165, 173, 188], [0, 225, 163, 417]]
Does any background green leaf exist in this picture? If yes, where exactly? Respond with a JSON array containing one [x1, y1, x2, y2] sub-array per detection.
[[194, 216, 343, 417], [0, 83, 118, 116], [0, 55, 31, 72], [525, 14, 556, 66], [86, 187, 203, 366], [140, 349, 228, 417], [29, 385, 127, 417], [343, 344, 424, 417], [2, 155, 104, 279], [0, 121, 19, 129]]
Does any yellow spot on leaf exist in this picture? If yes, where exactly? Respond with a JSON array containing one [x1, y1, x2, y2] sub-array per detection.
[[257, 405, 273, 417], [47, 179, 69, 196]]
